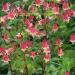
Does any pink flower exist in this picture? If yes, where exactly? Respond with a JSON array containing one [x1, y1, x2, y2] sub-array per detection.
[[44, 54, 50, 63], [0, 47, 5, 55], [26, 27, 37, 37], [35, 0, 41, 6], [56, 37, 62, 47], [29, 15, 34, 21], [63, 2, 69, 10], [39, 19, 46, 25], [29, 5, 36, 12], [30, 51, 36, 59], [65, 71, 70, 75], [16, 7, 22, 16], [52, 6, 59, 14], [6, 48, 14, 56], [63, 13, 70, 22], [21, 42, 28, 52], [2, 3, 10, 12], [16, 33, 23, 39], [52, 23, 58, 32], [58, 47, 63, 57], [1, 16, 7, 23], [2, 33, 9, 41], [2, 54, 9, 63], [7, 11, 15, 20], [70, 33, 75, 43], [24, 19, 33, 28], [43, 2, 49, 10], [42, 39, 49, 50]]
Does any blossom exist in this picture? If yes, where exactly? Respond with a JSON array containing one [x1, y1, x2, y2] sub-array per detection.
[[56, 37, 62, 47], [65, 71, 70, 75], [7, 11, 15, 20], [1, 16, 7, 23], [52, 23, 58, 32], [16, 33, 23, 39], [2, 3, 10, 12], [63, 2, 69, 10], [39, 19, 46, 25], [52, 6, 59, 14], [2, 54, 9, 63], [42, 39, 49, 50], [30, 51, 36, 59], [21, 42, 28, 52], [58, 47, 63, 57], [70, 33, 75, 43]]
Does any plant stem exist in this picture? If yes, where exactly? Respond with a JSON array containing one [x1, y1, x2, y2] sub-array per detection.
[[42, 62, 45, 75]]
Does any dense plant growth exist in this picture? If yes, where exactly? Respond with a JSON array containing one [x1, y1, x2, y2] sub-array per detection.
[[0, 0, 75, 75]]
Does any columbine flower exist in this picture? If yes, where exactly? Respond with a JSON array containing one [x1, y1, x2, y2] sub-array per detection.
[[44, 54, 50, 63], [20, 42, 28, 52], [29, 15, 34, 21], [2, 54, 9, 63], [42, 39, 49, 50], [39, 19, 46, 25], [16, 33, 23, 39], [0, 47, 5, 55], [2, 3, 10, 12], [70, 33, 75, 43], [30, 51, 36, 59], [58, 47, 63, 57], [2, 33, 9, 42], [24, 19, 33, 28], [52, 23, 58, 33], [65, 71, 70, 75], [52, 6, 59, 14], [63, 2, 69, 10], [35, 0, 41, 6], [7, 11, 15, 20], [6, 48, 14, 56], [1, 16, 7, 23], [56, 37, 62, 47]]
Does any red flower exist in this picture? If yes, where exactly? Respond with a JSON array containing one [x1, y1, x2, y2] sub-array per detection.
[[1, 16, 7, 23], [42, 39, 49, 50], [7, 11, 15, 20], [0, 47, 5, 55], [44, 54, 50, 63], [65, 71, 70, 75], [2, 33, 9, 42], [6, 48, 14, 56], [24, 19, 33, 28], [2, 3, 10, 12], [21, 42, 28, 52], [52, 23, 58, 32], [56, 37, 62, 47], [2, 54, 9, 63], [58, 47, 63, 57], [16, 33, 23, 39], [70, 33, 75, 43], [63, 2, 69, 10], [39, 19, 46, 25], [35, 0, 41, 6], [52, 6, 59, 14], [29, 15, 34, 21], [30, 51, 36, 59]]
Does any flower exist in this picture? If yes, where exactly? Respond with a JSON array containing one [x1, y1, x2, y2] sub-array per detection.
[[7, 11, 15, 20], [30, 51, 36, 59], [70, 33, 75, 43], [16, 33, 23, 39], [52, 6, 59, 14], [44, 54, 50, 63], [1, 16, 7, 23], [58, 47, 63, 57], [56, 37, 62, 47], [65, 71, 70, 75], [35, 0, 41, 6], [52, 23, 58, 32], [21, 42, 28, 52], [2, 54, 9, 63], [63, 2, 69, 10], [39, 19, 46, 25], [2, 3, 10, 12], [0, 47, 5, 55], [2, 33, 9, 42], [42, 39, 49, 50]]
